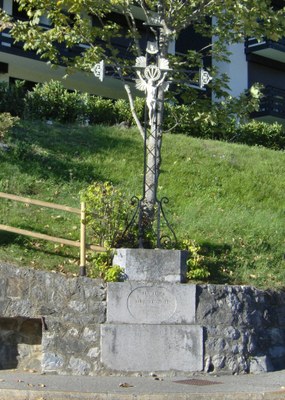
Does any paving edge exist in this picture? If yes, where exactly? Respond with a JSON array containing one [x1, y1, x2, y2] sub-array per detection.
[[0, 389, 285, 400]]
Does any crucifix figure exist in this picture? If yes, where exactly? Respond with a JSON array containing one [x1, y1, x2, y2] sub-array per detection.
[[136, 63, 169, 126]]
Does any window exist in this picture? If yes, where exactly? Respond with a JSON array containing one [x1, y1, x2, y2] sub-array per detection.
[[12, 0, 28, 20]]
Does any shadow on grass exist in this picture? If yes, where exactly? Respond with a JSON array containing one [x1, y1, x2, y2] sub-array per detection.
[[4, 123, 141, 184], [199, 241, 236, 284], [0, 231, 79, 268], [0, 231, 23, 246]]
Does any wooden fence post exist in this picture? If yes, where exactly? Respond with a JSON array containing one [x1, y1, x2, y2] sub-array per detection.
[[0, 192, 106, 276], [80, 201, 86, 276]]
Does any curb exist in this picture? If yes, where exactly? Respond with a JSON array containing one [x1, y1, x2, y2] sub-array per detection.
[[0, 389, 285, 400]]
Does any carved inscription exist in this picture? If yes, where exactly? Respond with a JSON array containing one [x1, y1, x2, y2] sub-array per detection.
[[127, 286, 177, 323]]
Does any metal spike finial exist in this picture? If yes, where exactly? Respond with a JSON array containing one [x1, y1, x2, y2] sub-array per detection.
[[146, 41, 159, 55]]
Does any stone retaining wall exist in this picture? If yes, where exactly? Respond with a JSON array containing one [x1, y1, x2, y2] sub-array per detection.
[[197, 285, 285, 374], [0, 262, 106, 375], [0, 262, 284, 375]]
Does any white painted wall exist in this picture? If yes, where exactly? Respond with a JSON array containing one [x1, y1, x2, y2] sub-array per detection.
[[213, 42, 248, 100], [0, 52, 129, 98], [3, 0, 12, 14]]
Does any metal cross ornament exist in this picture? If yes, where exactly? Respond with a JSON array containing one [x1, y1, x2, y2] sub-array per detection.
[[91, 60, 105, 82], [92, 42, 212, 248], [92, 58, 212, 89], [199, 68, 212, 88], [134, 52, 170, 126]]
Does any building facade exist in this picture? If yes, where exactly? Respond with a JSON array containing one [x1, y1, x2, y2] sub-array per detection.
[[1, 0, 285, 123]]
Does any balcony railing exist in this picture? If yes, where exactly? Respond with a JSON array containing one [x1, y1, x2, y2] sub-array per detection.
[[245, 37, 285, 63], [0, 28, 85, 61], [246, 36, 285, 52], [0, 28, 133, 63], [252, 86, 285, 120]]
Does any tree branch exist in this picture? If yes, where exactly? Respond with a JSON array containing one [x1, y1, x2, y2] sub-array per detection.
[[124, 84, 144, 139], [124, 8, 142, 57]]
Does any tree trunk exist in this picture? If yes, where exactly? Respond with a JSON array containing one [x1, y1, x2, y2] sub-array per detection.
[[141, 86, 165, 244], [138, 19, 169, 246]]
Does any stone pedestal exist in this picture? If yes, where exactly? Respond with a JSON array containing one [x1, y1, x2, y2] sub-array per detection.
[[106, 282, 196, 324], [101, 249, 203, 373], [112, 248, 188, 283], [101, 279, 203, 373], [101, 323, 203, 372]]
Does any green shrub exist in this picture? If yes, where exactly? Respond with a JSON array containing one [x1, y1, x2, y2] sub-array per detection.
[[24, 80, 88, 123], [81, 181, 132, 248], [164, 104, 285, 151], [87, 96, 116, 125], [0, 80, 26, 117], [23, 80, 145, 126], [163, 103, 192, 135], [164, 102, 240, 140], [233, 121, 285, 150], [88, 250, 124, 282], [181, 239, 210, 281], [113, 99, 131, 125], [81, 181, 209, 282], [114, 97, 145, 126], [81, 181, 135, 281], [21, 80, 284, 150], [0, 112, 19, 140]]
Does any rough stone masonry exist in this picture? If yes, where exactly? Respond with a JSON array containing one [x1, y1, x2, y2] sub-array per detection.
[[0, 260, 285, 375]]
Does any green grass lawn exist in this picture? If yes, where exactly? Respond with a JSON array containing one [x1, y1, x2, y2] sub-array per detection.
[[0, 119, 284, 288]]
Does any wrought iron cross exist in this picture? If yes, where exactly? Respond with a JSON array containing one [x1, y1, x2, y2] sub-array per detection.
[[92, 42, 212, 248]]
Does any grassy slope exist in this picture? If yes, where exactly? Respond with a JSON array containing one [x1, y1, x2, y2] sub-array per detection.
[[0, 120, 284, 288]]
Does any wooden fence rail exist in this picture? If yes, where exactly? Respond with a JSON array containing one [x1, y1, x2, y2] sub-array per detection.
[[0, 192, 105, 276]]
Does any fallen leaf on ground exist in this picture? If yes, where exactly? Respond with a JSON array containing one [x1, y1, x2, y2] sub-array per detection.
[[119, 382, 134, 388]]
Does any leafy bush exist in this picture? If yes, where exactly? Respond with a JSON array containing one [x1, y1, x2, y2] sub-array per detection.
[[81, 181, 209, 282], [81, 181, 135, 281], [113, 99, 132, 125], [164, 84, 262, 139], [0, 80, 26, 117], [114, 97, 145, 126], [81, 181, 131, 248], [163, 103, 192, 134], [181, 239, 210, 281], [87, 96, 117, 125], [20, 79, 285, 150], [22, 80, 147, 126], [164, 104, 285, 151], [87, 97, 145, 126], [88, 250, 124, 282], [24, 80, 88, 123], [232, 121, 285, 150], [0, 112, 19, 140]]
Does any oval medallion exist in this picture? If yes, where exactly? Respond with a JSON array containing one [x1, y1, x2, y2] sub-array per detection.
[[127, 286, 177, 323]]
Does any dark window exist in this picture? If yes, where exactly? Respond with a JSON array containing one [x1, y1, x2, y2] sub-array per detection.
[[272, 0, 283, 11], [0, 62, 8, 74], [12, 0, 28, 20], [91, 12, 150, 59], [9, 77, 36, 91]]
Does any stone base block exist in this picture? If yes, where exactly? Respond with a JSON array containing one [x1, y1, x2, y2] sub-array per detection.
[[113, 248, 188, 283], [107, 282, 196, 324], [101, 324, 203, 372]]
